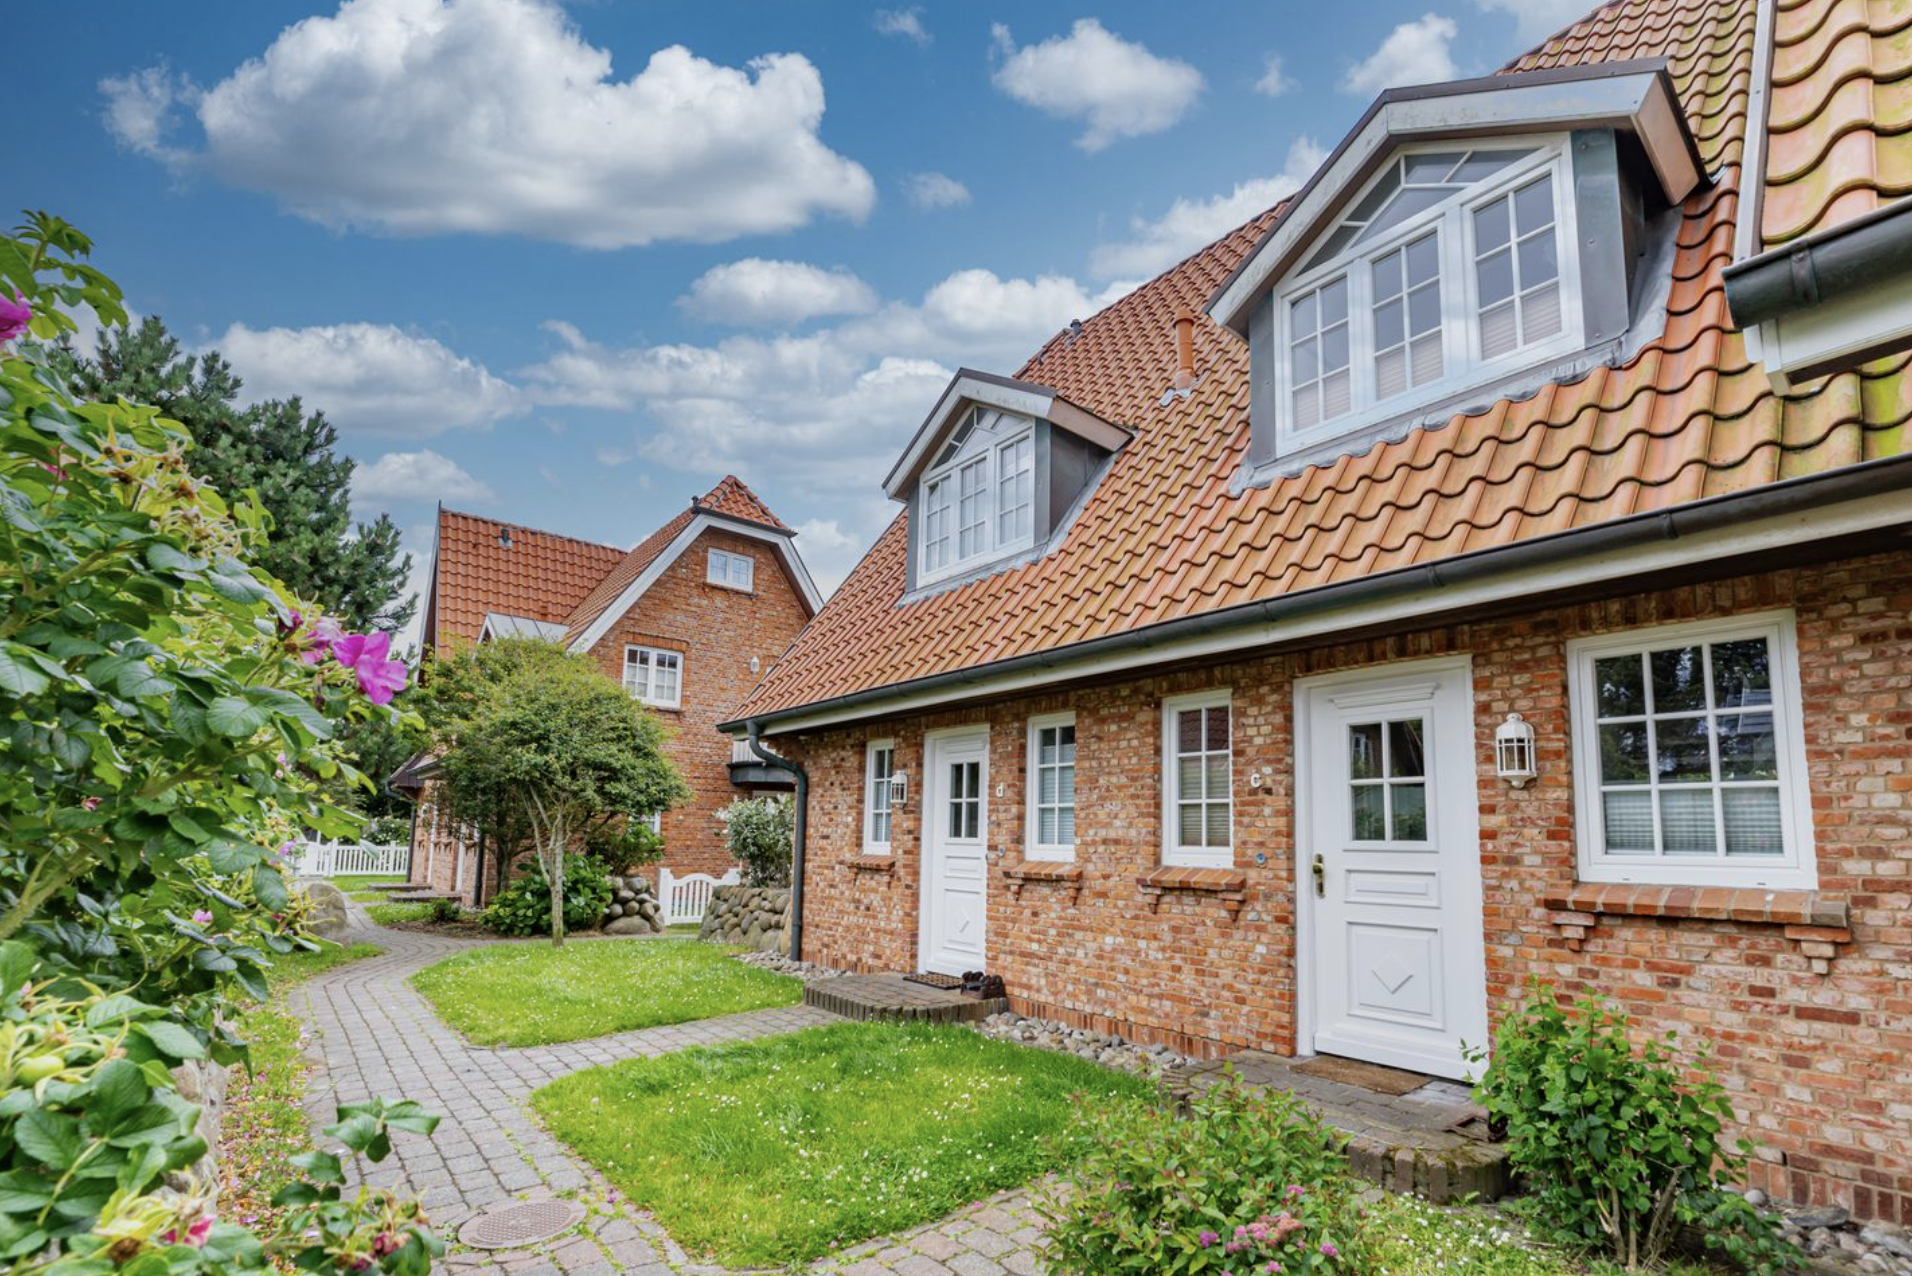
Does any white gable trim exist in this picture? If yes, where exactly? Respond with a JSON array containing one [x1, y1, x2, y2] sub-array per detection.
[[1209, 63, 1704, 335], [882, 370, 1130, 500], [565, 514, 824, 656]]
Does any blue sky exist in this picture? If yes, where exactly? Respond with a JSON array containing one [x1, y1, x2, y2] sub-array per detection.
[[15, 0, 1589, 635]]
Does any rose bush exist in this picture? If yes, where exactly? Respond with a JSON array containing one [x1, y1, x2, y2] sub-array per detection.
[[0, 211, 443, 1276]]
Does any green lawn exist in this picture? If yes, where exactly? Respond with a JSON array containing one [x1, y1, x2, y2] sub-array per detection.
[[411, 938, 802, 1047], [531, 1021, 1154, 1267], [220, 940, 383, 1232], [1367, 1195, 1719, 1276], [329, 874, 406, 903], [366, 900, 435, 925]]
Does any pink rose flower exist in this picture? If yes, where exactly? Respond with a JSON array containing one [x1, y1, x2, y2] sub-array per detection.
[[0, 290, 30, 344], [334, 630, 408, 705], [192, 909, 214, 925]]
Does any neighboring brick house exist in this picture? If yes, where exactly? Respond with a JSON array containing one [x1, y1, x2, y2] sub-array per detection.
[[724, 0, 1912, 1225], [400, 476, 821, 902]]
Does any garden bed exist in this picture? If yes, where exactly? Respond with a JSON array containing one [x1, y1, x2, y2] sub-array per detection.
[[410, 937, 802, 1046], [530, 1020, 1152, 1267]]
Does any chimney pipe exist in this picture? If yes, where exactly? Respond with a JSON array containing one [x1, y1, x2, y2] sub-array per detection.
[[1171, 306, 1197, 391]]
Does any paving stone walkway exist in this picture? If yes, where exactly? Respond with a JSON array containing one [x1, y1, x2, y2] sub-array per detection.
[[290, 905, 1050, 1275]]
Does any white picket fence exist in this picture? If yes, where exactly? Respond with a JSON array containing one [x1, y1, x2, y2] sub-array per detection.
[[288, 839, 410, 878], [657, 866, 740, 926]]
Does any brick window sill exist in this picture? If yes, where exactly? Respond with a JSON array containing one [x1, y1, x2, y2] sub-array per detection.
[[1137, 866, 1248, 920], [1002, 857, 1083, 903], [846, 855, 896, 874], [1541, 883, 1852, 972]]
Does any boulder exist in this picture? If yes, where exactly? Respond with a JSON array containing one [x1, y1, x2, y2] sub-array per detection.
[[605, 913, 662, 935], [298, 880, 350, 939]]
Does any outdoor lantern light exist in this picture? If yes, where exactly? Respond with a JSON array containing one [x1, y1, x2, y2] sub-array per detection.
[[1495, 712, 1538, 787], [889, 770, 910, 806]]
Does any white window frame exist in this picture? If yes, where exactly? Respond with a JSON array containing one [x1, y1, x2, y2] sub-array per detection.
[[622, 644, 683, 710], [1161, 689, 1233, 868], [1272, 138, 1583, 457], [643, 811, 663, 836], [917, 407, 1037, 586], [1567, 611, 1817, 890], [706, 547, 754, 591], [1024, 711, 1077, 862], [863, 740, 895, 854]]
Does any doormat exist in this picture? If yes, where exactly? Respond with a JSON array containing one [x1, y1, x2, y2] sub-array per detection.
[[1293, 1054, 1430, 1096], [903, 972, 963, 990]]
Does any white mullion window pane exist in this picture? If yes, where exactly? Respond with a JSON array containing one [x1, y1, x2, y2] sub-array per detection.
[[1475, 176, 1561, 359], [1172, 705, 1230, 852], [923, 478, 951, 571], [1372, 232, 1443, 400], [1289, 279, 1350, 430], [996, 436, 1033, 545], [957, 457, 989, 560], [625, 647, 680, 706], [1032, 722, 1076, 853], [867, 745, 893, 846]]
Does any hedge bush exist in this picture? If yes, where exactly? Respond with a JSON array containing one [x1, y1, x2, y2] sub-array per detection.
[[483, 854, 612, 936]]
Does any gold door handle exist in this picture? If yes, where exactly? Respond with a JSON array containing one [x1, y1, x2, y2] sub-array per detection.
[[1311, 853, 1326, 898]]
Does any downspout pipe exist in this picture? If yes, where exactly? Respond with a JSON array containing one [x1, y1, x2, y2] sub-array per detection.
[[745, 722, 808, 962]]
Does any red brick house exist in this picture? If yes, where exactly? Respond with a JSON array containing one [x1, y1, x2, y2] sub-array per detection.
[[402, 475, 821, 902], [724, 0, 1912, 1223]]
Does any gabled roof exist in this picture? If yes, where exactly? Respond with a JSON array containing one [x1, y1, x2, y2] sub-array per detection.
[[882, 368, 1133, 500], [730, 0, 1912, 728], [425, 509, 626, 652], [561, 476, 823, 650]]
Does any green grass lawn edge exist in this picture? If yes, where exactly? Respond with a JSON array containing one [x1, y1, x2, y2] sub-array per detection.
[[409, 936, 802, 1047]]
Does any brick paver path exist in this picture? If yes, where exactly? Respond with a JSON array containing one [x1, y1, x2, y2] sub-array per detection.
[[291, 907, 1050, 1275]]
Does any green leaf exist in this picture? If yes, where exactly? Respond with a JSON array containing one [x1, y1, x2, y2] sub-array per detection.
[[0, 647, 51, 697], [84, 993, 156, 1028], [85, 1059, 148, 1131], [205, 838, 259, 875], [15, 1111, 82, 1171], [206, 695, 270, 737], [47, 728, 90, 770], [144, 543, 205, 574], [115, 660, 173, 699], [0, 942, 33, 1000], [252, 864, 289, 911], [135, 1020, 206, 1061]]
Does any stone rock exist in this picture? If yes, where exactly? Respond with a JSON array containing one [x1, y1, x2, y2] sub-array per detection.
[[1744, 1189, 1769, 1208], [297, 881, 350, 939], [604, 914, 661, 935], [615, 889, 636, 904], [1862, 1227, 1912, 1261], [1796, 1208, 1854, 1231], [1856, 1255, 1888, 1273]]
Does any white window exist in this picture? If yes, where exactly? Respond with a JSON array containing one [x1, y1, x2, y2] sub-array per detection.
[[623, 645, 683, 709], [1026, 712, 1077, 861], [707, 548, 754, 591], [1568, 613, 1816, 889], [1274, 141, 1581, 453], [643, 811, 663, 835], [917, 406, 1037, 584], [1162, 691, 1231, 867], [864, 741, 895, 852]]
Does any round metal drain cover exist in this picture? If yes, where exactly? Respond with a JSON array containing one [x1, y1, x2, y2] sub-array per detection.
[[458, 1199, 587, 1250]]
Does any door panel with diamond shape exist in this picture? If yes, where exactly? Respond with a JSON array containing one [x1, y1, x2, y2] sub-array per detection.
[[1301, 661, 1489, 1080], [920, 730, 989, 976]]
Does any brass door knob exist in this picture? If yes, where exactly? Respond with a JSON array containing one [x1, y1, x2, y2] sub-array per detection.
[[1311, 852, 1326, 898]]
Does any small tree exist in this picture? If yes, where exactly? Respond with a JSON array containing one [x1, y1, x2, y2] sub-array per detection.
[[720, 795, 794, 887], [436, 647, 686, 945]]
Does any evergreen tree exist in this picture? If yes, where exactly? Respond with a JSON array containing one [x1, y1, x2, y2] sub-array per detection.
[[55, 316, 413, 631]]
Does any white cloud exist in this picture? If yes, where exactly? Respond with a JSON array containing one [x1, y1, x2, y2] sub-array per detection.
[[990, 19, 1203, 151], [217, 322, 521, 437], [105, 0, 875, 249], [790, 518, 864, 595], [678, 259, 879, 327], [1091, 136, 1326, 279], [904, 172, 972, 210], [354, 448, 494, 503], [872, 7, 930, 45], [1475, 0, 1597, 42], [1342, 14, 1460, 95], [100, 65, 195, 163], [1255, 55, 1296, 97]]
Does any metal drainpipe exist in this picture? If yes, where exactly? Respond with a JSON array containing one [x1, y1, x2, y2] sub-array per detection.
[[745, 722, 807, 962]]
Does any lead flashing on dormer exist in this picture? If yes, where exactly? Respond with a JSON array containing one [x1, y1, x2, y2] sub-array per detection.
[[1207, 58, 1706, 337], [881, 368, 1131, 500]]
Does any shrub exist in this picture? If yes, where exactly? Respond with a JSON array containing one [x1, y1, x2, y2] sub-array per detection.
[[365, 813, 411, 845], [1471, 985, 1797, 1273], [583, 812, 663, 874], [720, 795, 792, 887], [1038, 1071, 1370, 1275], [484, 855, 612, 936]]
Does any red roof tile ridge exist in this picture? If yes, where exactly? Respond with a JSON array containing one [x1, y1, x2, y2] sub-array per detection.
[[437, 506, 626, 553], [692, 474, 794, 532]]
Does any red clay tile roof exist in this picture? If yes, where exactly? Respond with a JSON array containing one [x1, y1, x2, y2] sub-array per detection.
[[735, 0, 1912, 722], [431, 475, 793, 654], [1759, 0, 1912, 244], [560, 475, 793, 644], [428, 510, 626, 653]]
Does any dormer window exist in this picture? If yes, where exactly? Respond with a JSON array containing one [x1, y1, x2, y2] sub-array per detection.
[[1273, 142, 1579, 453], [917, 406, 1039, 585]]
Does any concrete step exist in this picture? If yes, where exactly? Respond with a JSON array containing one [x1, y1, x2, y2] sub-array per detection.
[[804, 974, 1011, 1023]]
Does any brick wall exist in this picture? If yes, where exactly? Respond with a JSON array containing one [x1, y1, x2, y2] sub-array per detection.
[[779, 548, 1912, 1222], [586, 526, 813, 876]]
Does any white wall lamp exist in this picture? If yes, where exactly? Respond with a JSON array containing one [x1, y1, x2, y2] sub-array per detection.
[[889, 771, 910, 806], [1495, 712, 1538, 788]]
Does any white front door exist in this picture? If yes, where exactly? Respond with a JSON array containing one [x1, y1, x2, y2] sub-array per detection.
[[919, 729, 989, 976], [1300, 659, 1489, 1080]]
